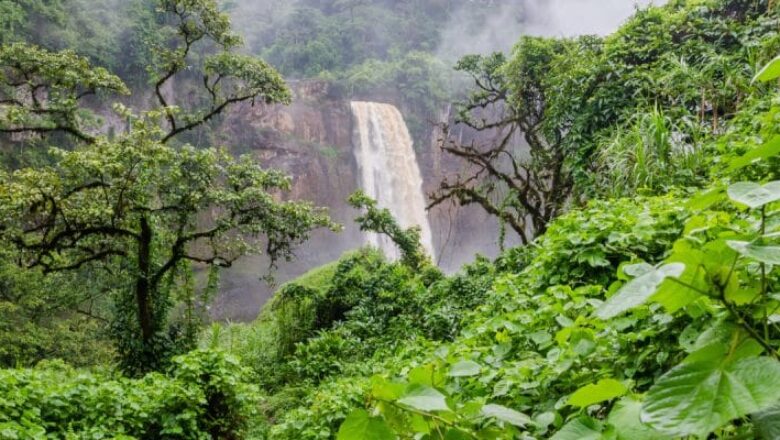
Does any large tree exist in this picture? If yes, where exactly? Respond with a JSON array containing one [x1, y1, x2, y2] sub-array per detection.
[[429, 39, 578, 244], [0, 0, 335, 373]]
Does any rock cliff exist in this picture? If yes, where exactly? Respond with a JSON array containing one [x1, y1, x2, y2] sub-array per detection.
[[210, 80, 507, 320]]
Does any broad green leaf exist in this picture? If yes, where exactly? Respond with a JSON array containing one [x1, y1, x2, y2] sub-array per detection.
[[409, 413, 430, 434], [622, 263, 654, 278], [550, 417, 604, 440], [568, 379, 628, 407], [481, 404, 532, 427], [641, 356, 780, 437], [728, 137, 780, 171], [371, 376, 405, 401], [534, 411, 559, 430], [685, 326, 763, 364], [686, 186, 726, 210], [448, 360, 482, 377], [727, 241, 780, 265], [727, 181, 780, 209], [608, 398, 672, 440], [753, 55, 780, 83], [753, 403, 780, 440], [652, 247, 706, 312], [398, 384, 450, 412], [443, 429, 471, 440], [337, 410, 395, 440], [407, 364, 444, 387], [596, 264, 685, 319]]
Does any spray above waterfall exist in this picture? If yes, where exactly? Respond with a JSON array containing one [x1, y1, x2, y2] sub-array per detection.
[[350, 101, 435, 261]]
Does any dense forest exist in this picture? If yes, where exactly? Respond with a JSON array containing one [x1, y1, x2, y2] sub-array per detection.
[[2, 0, 780, 438]]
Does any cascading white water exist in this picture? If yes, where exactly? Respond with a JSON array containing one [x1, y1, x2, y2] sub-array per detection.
[[350, 101, 435, 260]]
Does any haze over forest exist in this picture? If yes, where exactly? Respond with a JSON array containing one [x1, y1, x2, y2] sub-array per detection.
[[1, 1, 780, 439]]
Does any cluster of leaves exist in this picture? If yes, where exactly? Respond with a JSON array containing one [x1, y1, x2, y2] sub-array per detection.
[[0, 108, 334, 374], [248, 56, 780, 438], [563, 0, 780, 193], [0, 349, 259, 439], [348, 191, 430, 270], [0, 0, 157, 83], [0, 249, 116, 368], [0, 0, 336, 375], [0, 43, 129, 143], [325, 50, 780, 440], [435, 0, 780, 245], [207, 244, 502, 438], [332, 195, 693, 439], [202, 191, 683, 439]]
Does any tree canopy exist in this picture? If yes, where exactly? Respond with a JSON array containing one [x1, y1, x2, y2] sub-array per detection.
[[0, 0, 335, 373]]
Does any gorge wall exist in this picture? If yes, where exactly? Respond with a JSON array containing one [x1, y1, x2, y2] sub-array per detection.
[[211, 81, 506, 321]]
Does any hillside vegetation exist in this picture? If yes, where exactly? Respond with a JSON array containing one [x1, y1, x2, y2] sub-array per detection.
[[2, 0, 780, 439]]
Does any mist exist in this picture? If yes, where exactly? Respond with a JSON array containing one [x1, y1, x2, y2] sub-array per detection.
[[224, 0, 298, 53], [437, 0, 665, 61], [522, 0, 665, 37]]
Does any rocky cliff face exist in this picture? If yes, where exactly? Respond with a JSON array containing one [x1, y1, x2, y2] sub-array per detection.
[[210, 80, 506, 321], [211, 81, 364, 320]]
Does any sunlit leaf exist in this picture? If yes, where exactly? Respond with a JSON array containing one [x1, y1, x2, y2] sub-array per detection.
[[398, 384, 450, 412], [728, 137, 780, 171], [727, 241, 780, 265], [448, 360, 482, 377], [481, 404, 532, 427], [371, 376, 405, 401], [608, 398, 672, 440], [641, 356, 780, 437], [550, 417, 604, 440], [596, 264, 685, 319], [686, 186, 726, 210], [652, 246, 706, 312], [337, 410, 395, 440], [727, 181, 780, 209], [568, 379, 628, 407], [753, 55, 780, 83]]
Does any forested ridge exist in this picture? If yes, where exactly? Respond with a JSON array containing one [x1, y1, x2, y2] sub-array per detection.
[[2, 0, 780, 439]]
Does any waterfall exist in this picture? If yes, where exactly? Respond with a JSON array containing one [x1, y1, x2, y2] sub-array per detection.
[[350, 101, 435, 261]]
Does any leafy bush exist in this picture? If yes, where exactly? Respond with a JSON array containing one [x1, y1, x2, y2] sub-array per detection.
[[0, 350, 259, 439], [332, 54, 780, 440]]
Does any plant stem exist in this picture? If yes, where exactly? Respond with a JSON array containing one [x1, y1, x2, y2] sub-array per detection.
[[667, 277, 710, 297], [719, 289, 779, 359]]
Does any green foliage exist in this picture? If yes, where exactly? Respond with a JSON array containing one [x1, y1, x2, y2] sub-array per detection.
[[0, 0, 154, 80], [642, 355, 780, 437], [6, 1, 780, 439], [207, 245, 501, 438], [337, 409, 394, 440], [0, 114, 335, 373], [0, 350, 259, 438], [450, 0, 780, 212], [344, 51, 452, 111], [567, 379, 628, 408], [754, 54, 780, 83], [256, 1, 448, 78], [333, 195, 690, 439], [594, 108, 709, 197], [0, 0, 327, 375], [0, 255, 115, 368], [348, 191, 430, 270], [0, 43, 129, 142]]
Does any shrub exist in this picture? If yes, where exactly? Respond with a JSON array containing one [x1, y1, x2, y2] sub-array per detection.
[[0, 350, 258, 439]]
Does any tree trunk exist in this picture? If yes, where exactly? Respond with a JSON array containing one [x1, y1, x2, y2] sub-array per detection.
[[135, 216, 153, 343]]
